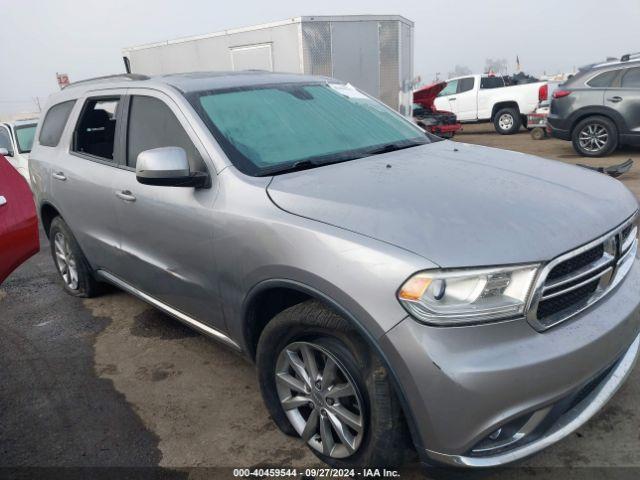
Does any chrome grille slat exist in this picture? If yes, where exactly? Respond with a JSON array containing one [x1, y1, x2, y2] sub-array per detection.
[[541, 266, 613, 301], [542, 254, 615, 291], [526, 213, 638, 332]]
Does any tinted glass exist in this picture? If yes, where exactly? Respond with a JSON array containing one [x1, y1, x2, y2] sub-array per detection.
[[0, 127, 12, 155], [192, 83, 428, 176], [15, 124, 37, 153], [457, 77, 475, 93], [621, 68, 640, 88], [480, 76, 505, 89], [587, 70, 619, 88], [73, 98, 120, 160], [127, 96, 203, 170], [438, 80, 458, 96], [39, 100, 75, 147]]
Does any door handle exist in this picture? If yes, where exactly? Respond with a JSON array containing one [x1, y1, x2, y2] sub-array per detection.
[[449, 97, 457, 101], [115, 190, 136, 202], [52, 171, 67, 181], [607, 96, 623, 103], [0, 195, 6, 206]]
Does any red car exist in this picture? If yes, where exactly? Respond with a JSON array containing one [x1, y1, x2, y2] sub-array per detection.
[[0, 155, 39, 284], [413, 81, 462, 138]]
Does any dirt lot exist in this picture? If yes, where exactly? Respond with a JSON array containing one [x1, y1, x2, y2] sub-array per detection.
[[1, 126, 639, 479]]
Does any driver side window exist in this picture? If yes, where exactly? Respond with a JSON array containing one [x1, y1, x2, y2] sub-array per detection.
[[126, 95, 204, 171], [438, 80, 458, 97]]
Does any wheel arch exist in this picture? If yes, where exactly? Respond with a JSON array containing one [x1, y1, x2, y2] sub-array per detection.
[[491, 101, 520, 121], [568, 107, 626, 137], [241, 278, 425, 457], [40, 202, 62, 238]]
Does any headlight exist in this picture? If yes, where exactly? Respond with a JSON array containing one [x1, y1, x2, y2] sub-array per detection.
[[397, 265, 539, 326]]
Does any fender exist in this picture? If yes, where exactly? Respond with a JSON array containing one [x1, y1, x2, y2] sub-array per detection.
[[568, 105, 630, 134], [241, 278, 427, 457]]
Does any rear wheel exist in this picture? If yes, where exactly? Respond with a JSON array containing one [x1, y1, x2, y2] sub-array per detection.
[[49, 216, 100, 297], [493, 107, 521, 134], [572, 116, 618, 157], [256, 300, 409, 467]]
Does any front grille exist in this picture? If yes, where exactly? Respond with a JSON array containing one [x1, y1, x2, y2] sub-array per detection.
[[546, 244, 604, 281], [537, 280, 599, 320], [528, 215, 637, 331]]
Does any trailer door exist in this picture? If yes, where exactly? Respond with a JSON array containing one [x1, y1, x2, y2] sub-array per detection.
[[230, 44, 273, 72]]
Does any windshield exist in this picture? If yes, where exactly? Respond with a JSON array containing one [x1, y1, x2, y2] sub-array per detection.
[[189, 82, 429, 176], [14, 124, 37, 153]]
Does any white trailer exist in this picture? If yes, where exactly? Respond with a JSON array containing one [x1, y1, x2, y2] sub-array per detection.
[[122, 15, 414, 114]]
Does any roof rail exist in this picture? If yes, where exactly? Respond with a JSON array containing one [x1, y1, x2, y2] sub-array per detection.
[[63, 73, 150, 89], [621, 52, 640, 62]]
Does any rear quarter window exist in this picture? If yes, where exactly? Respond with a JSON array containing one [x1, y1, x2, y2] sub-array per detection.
[[39, 100, 76, 147], [586, 70, 619, 88]]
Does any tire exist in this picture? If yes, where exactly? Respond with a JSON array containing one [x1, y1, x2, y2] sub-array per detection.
[[256, 300, 409, 468], [571, 116, 618, 157], [49, 216, 100, 297], [493, 107, 521, 135], [531, 127, 545, 141]]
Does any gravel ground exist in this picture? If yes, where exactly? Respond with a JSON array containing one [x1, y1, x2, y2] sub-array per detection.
[[1, 125, 639, 479]]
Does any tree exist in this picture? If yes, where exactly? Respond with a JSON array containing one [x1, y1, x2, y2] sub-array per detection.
[[447, 65, 472, 79], [484, 58, 508, 75]]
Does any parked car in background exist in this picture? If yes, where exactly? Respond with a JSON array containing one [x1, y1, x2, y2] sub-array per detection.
[[0, 119, 39, 184], [548, 54, 640, 157], [30, 72, 639, 469], [433, 74, 547, 134], [0, 155, 39, 284], [412, 82, 461, 138]]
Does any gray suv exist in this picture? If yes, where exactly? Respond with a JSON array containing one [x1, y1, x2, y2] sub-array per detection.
[[30, 72, 640, 468], [548, 54, 640, 156]]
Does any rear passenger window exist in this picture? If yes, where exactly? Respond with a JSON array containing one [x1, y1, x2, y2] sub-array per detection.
[[457, 77, 475, 93], [621, 68, 640, 88], [39, 100, 76, 147], [587, 70, 618, 88], [73, 98, 120, 161], [126, 95, 203, 170], [480, 77, 504, 89]]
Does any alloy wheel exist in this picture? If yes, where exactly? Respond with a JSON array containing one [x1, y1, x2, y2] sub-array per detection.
[[54, 232, 79, 290], [498, 113, 514, 131], [578, 123, 609, 153], [275, 341, 364, 458]]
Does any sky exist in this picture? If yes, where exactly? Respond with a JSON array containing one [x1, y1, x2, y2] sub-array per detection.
[[1, 0, 639, 117]]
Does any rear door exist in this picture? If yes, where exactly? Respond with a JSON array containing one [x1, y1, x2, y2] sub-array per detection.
[[606, 66, 640, 136], [50, 93, 124, 270], [0, 155, 39, 283], [108, 90, 225, 330], [453, 77, 477, 121]]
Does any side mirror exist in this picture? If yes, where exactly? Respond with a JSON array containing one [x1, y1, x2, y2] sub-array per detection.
[[136, 147, 208, 188], [0, 147, 12, 157]]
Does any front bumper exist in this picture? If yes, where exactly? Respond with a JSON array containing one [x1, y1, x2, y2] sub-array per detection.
[[381, 258, 640, 466]]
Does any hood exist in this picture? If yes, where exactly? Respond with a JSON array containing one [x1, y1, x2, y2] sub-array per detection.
[[267, 141, 638, 267], [413, 82, 446, 109]]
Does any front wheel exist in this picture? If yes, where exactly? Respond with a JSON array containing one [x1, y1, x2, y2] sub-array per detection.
[[571, 116, 618, 157], [256, 300, 409, 467], [493, 107, 521, 134]]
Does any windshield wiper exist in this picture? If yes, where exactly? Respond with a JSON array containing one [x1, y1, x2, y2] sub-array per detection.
[[258, 159, 321, 176], [363, 140, 426, 156]]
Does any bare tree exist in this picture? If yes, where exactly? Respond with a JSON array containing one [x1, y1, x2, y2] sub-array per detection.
[[447, 65, 472, 79], [484, 58, 508, 75]]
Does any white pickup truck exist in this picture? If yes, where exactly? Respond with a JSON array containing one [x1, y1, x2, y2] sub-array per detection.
[[433, 74, 547, 134]]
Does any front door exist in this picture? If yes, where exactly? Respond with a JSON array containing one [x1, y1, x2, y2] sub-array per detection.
[[109, 91, 225, 330], [0, 155, 39, 283], [453, 77, 477, 121], [606, 66, 640, 137]]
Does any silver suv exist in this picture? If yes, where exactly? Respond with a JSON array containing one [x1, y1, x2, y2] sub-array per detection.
[[30, 72, 640, 468]]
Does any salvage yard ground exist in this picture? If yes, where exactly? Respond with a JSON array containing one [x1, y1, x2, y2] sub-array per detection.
[[1, 125, 639, 479]]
